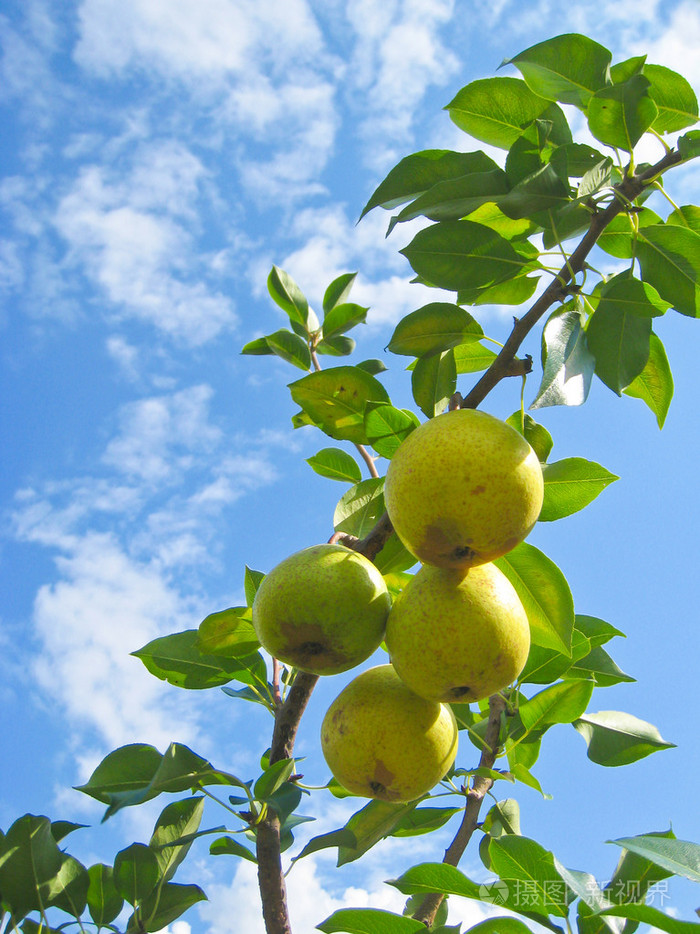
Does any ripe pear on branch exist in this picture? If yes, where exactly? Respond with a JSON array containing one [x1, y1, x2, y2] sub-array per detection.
[[321, 664, 458, 802], [384, 409, 544, 570], [252, 543, 391, 675], [385, 561, 530, 703]]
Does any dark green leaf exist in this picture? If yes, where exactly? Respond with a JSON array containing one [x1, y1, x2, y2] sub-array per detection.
[[323, 303, 368, 339], [113, 844, 159, 905], [356, 358, 388, 375], [316, 335, 357, 357], [75, 745, 163, 804], [460, 274, 539, 307], [390, 168, 510, 227], [137, 882, 207, 932], [265, 329, 311, 371], [323, 273, 357, 313], [149, 797, 205, 884], [360, 150, 495, 218], [334, 477, 385, 537], [387, 303, 483, 357], [148, 743, 244, 796], [0, 815, 67, 920], [241, 336, 274, 356], [318, 907, 425, 933], [307, 448, 363, 483], [574, 711, 675, 766], [531, 308, 594, 408], [636, 224, 700, 317], [337, 800, 421, 866], [460, 919, 534, 934], [87, 864, 124, 927], [668, 205, 700, 234], [588, 76, 658, 152], [539, 457, 618, 521], [364, 403, 419, 459], [602, 828, 675, 919], [568, 646, 635, 687], [133, 630, 266, 690], [504, 34, 612, 108], [197, 607, 259, 658], [679, 130, 700, 161], [608, 835, 700, 884], [519, 628, 591, 685], [388, 862, 481, 898], [446, 77, 550, 149], [505, 412, 554, 462], [494, 542, 574, 654], [288, 367, 390, 443], [49, 821, 86, 843], [268, 266, 309, 327], [292, 829, 357, 864], [43, 854, 89, 916], [489, 835, 571, 916], [244, 568, 265, 606], [644, 64, 699, 133], [209, 837, 257, 863], [390, 807, 461, 837], [254, 759, 296, 802], [575, 615, 625, 647], [500, 164, 571, 221], [624, 331, 674, 428], [411, 350, 456, 418], [597, 905, 700, 934], [401, 220, 535, 293], [587, 292, 652, 395]]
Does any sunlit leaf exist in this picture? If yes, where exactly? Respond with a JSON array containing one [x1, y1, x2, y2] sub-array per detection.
[[307, 448, 363, 483], [539, 457, 618, 521], [573, 711, 675, 766], [504, 34, 612, 108], [446, 77, 550, 149], [623, 331, 674, 428]]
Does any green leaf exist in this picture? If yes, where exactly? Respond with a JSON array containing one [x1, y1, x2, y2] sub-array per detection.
[[567, 646, 635, 687], [453, 341, 498, 373], [539, 457, 618, 521], [390, 807, 461, 837], [505, 412, 554, 462], [598, 905, 700, 934], [624, 331, 674, 427], [265, 329, 311, 371], [372, 534, 417, 575], [317, 335, 356, 356], [113, 843, 159, 906], [586, 282, 654, 395], [499, 164, 571, 221], [292, 829, 358, 864], [668, 205, 700, 234], [489, 835, 570, 916], [573, 711, 676, 766], [209, 837, 257, 863], [519, 680, 594, 731], [411, 350, 456, 418], [0, 815, 72, 921], [254, 759, 296, 802], [148, 743, 244, 796], [241, 336, 274, 356], [388, 862, 481, 898], [494, 542, 574, 654], [504, 34, 612, 108], [337, 800, 421, 866], [317, 907, 425, 934], [390, 167, 510, 228], [197, 607, 259, 658], [137, 882, 207, 933], [400, 220, 535, 293], [133, 630, 265, 690], [597, 209, 663, 259], [588, 75, 658, 152], [636, 224, 700, 317], [244, 568, 265, 606], [387, 303, 483, 357], [575, 615, 625, 647], [531, 308, 594, 408], [75, 744, 163, 804], [459, 920, 534, 934], [43, 853, 89, 916], [323, 303, 368, 339], [268, 266, 309, 327], [323, 273, 357, 313], [644, 64, 699, 133], [364, 403, 419, 459], [307, 448, 363, 483], [608, 835, 700, 884], [334, 477, 385, 537], [461, 274, 539, 307], [679, 130, 700, 161], [149, 797, 205, 885], [446, 77, 550, 149], [87, 864, 124, 927], [360, 150, 494, 218], [288, 367, 390, 444], [466, 201, 538, 239], [356, 358, 387, 375], [509, 763, 551, 799]]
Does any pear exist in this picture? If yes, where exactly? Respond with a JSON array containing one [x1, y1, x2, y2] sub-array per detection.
[[384, 409, 543, 570], [385, 562, 530, 703], [321, 664, 458, 801], [252, 543, 390, 675]]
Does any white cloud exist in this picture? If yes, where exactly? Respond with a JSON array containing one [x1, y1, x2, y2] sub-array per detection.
[[54, 142, 236, 345]]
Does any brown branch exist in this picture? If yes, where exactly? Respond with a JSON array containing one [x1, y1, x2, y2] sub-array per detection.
[[412, 694, 508, 928]]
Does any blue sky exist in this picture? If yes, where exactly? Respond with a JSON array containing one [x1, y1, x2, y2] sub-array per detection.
[[2, 1, 700, 932]]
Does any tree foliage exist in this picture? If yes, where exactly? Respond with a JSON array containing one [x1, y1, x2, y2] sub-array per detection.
[[3, 32, 700, 934]]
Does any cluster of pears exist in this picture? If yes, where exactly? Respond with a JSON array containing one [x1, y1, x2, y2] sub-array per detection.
[[252, 409, 544, 803]]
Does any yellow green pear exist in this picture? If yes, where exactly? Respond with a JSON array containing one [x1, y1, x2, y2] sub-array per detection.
[[384, 409, 543, 570], [252, 543, 390, 675], [385, 562, 530, 703], [321, 664, 458, 802]]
